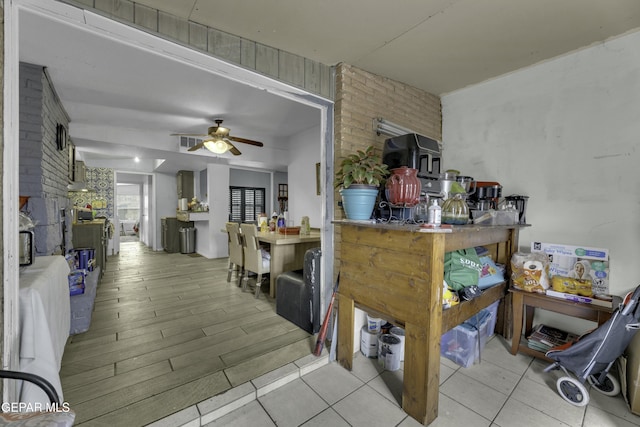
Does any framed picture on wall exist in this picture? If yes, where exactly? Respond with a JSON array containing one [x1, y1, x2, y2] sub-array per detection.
[[56, 123, 67, 151]]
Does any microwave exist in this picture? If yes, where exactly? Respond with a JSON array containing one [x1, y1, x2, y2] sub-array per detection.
[[19, 230, 35, 266]]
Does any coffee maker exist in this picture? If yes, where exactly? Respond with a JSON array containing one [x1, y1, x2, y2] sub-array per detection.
[[505, 195, 529, 224], [467, 181, 502, 210]]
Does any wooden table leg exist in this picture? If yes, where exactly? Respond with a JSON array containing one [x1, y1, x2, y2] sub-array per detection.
[[511, 291, 524, 355], [524, 305, 535, 335], [268, 245, 285, 298], [402, 321, 439, 425], [337, 293, 354, 370]]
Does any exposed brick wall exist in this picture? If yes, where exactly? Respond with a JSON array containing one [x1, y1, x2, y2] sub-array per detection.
[[19, 63, 71, 256], [333, 63, 442, 272]]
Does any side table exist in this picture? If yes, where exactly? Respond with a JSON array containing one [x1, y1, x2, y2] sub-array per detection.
[[510, 289, 618, 361]]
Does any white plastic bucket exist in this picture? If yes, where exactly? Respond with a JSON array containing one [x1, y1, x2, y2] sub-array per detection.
[[367, 315, 383, 333], [360, 325, 378, 358], [378, 334, 402, 371], [390, 326, 405, 361]]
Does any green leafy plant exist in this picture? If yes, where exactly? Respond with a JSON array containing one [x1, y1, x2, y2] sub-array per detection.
[[335, 146, 389, 189]]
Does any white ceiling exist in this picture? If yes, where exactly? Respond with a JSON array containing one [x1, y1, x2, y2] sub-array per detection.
[[17, 0, 640, 175]]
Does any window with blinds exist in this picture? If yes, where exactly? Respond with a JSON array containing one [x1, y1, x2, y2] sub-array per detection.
[[229, 187, 266, 223]]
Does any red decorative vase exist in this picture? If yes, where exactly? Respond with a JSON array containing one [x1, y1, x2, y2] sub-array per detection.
[[386, 166, 421, 207]]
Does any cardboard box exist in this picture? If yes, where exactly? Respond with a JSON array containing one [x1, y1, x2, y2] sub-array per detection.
[[624, 332, 640, 415], [68, 270, 85, 295], [531, 242, 610, 294]]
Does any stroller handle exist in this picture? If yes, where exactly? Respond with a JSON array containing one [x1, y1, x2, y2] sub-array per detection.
[[622, 285, 640, 316]]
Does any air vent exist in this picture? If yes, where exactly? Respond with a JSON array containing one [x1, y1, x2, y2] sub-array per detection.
[[179, 136, 204, 149]]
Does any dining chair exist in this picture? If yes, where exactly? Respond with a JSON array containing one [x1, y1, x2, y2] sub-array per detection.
[[240, 223, 270, 298], [225, 222, 244, 286]]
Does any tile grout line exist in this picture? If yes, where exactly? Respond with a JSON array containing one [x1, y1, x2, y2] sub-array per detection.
[[152, 353, 331, 426]]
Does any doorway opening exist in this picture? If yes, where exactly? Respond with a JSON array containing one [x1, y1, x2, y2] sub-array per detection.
[[117, 183, 141, 243]]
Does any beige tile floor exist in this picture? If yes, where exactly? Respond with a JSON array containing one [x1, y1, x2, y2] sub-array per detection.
[[62, 241, 640, 426], [189, 337, 640, 427]]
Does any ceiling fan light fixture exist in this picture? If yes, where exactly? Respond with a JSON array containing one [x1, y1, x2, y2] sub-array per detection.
[[203, 138, 229, 154]]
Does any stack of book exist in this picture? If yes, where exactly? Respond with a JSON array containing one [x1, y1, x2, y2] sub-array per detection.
[[526, 324, 579, 353]]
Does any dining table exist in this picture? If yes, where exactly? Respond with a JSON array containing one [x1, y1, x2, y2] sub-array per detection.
[[256, 230, 321, 298]]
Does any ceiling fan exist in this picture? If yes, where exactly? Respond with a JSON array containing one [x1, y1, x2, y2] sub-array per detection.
[[172, 119, 264, 155]]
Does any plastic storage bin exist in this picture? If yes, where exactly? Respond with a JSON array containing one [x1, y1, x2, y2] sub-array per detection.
[[70, 268, 99, 335], [440, 300, 499, 368]]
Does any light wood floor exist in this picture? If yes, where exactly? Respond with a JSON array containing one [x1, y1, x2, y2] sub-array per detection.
[[60, 241, 314, 426]]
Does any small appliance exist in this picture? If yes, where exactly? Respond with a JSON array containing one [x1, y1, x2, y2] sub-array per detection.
[[505, 195, 529, 224], [380, 133, 442, 219], [19, 230, 34, 266], [468, 181, 502, 210], [382, 133, 442, 196]]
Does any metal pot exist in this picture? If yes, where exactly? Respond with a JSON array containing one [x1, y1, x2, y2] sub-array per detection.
[[455, 176, 476, 195]]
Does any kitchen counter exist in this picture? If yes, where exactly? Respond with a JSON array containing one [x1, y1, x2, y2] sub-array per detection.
[[176, 210, 209, 222]]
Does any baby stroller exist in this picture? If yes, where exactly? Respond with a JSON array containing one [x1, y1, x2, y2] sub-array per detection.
[[544, 285, 640, 406]]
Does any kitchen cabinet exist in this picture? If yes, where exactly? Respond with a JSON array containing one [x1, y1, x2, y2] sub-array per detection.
[[177, 170, 194, 200], [72, 219, 108, 278], [336, 222, 521, 425], [161, 217, 194, 253]]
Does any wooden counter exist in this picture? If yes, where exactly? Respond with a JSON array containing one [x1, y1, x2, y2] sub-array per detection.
[[72, 218, 108, 277], [336, 222, 521, 425]]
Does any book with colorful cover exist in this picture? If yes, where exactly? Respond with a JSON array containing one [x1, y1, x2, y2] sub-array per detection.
[[527, 324, 579, 352]]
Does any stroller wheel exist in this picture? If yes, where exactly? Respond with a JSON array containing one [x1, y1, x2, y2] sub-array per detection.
[[588, 373, 620, 397], [557, 376, 589, 407]]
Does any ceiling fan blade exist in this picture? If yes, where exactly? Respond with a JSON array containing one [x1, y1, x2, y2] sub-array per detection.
[[188, 141, 205, 151], [227, 141, 242, 156], [228, 136, 264, 147], [171, 133, 208, 137]]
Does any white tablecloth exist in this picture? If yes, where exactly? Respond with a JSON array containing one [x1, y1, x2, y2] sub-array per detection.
[[19, 255, 70, 405]]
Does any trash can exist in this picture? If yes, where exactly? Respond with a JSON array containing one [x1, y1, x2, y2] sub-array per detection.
[[179, 227, 196, 254]]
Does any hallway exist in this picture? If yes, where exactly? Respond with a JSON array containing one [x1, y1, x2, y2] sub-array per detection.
[[60, 241, 314, 425]]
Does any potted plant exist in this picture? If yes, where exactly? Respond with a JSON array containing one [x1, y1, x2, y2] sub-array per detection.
[[335, 146, 389, 220]]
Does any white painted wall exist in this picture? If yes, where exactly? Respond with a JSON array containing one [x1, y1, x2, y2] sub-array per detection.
[[155, 172, 179, 251], [442, 30, 640, 332], [207, 163, 231, 259], [288, 125, 322, 228]]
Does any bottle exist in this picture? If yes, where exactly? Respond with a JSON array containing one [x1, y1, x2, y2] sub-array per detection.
[[300, 216, 310, 235], [277, 212, 285, 229], [269, 212, 277, 232], [414, 196, 429, 222], [427, 198, 441, 225]]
